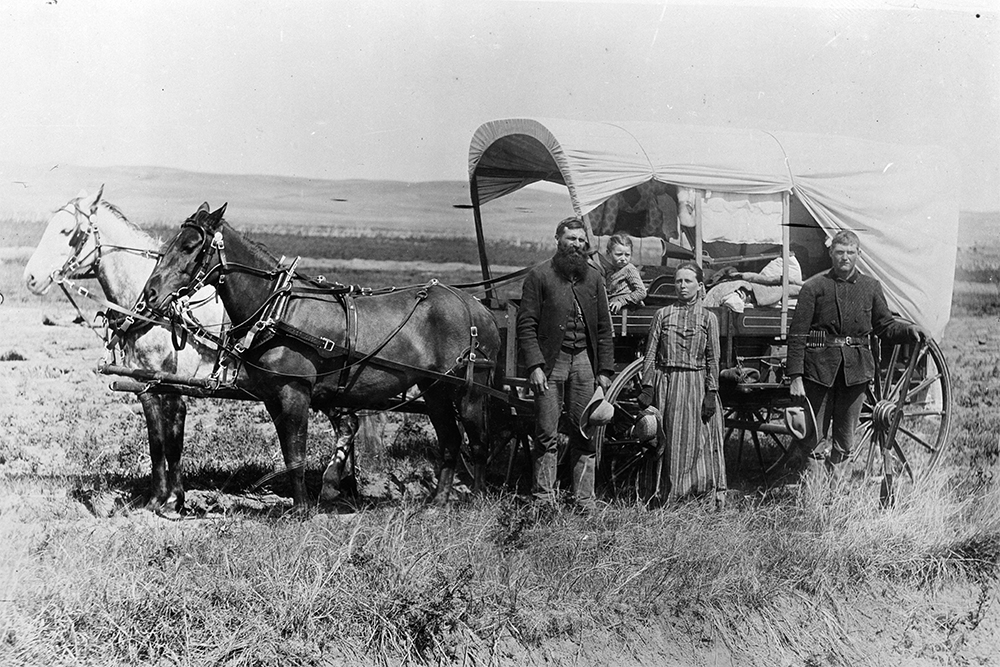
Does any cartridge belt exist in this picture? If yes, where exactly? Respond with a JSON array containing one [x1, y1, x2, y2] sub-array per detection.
[[807, 332, 869, 348]]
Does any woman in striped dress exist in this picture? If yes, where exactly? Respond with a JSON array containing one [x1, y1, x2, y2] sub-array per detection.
[[637, 262, 727, 507]]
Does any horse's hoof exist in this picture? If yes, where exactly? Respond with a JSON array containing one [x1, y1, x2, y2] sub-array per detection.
[[319, 485, 341, 503], [155, 507, 184, 521]]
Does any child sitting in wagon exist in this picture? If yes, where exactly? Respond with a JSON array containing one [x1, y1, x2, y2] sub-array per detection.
[[605, 233, 647, 314]]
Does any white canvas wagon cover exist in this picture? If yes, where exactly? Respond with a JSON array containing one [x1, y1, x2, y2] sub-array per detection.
[[468, 118, 960, 339]]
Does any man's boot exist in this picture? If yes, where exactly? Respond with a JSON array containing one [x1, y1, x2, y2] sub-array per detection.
[[824, 448, 849, 488]]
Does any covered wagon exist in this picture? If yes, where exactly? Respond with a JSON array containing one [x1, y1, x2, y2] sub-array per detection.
[[467, 118, 958, 496]]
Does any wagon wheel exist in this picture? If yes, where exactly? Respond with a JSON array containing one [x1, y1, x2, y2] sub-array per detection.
[[593, 359, 661, 501], [851, 336, 952, 499], [722, 403, 792, 484], [458, 399, 533, 494]]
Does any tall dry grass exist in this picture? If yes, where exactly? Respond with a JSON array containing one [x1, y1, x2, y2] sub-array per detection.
[[2, 458, 998, 666]]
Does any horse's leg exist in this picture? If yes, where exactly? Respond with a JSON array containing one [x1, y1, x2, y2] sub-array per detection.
[[458, 389, 489, 495], [320, 411, 358, 502], [138, 393, 169, 512], [423, 385, 463, 506], [161, 395, 187, 515], [263, 383, 312, 509]]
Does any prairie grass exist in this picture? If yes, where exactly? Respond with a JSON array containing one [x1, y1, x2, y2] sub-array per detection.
[[2, 463, 998, 667]]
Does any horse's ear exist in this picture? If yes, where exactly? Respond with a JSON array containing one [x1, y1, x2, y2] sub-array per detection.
[[196, 202, 211, 215], [89, 184, 105, 216], [76, 189, 89, 200], [206, 203, 227, 230]]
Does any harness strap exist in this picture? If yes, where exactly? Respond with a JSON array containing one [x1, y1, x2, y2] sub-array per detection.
[[464, 326, 479, 390], [58, 283, 93, 326], [447, 264, 534, 290], [338, 291, 358, 392], [234, 256, 300, 354], [58, 276, 165, 329], [339, 286, 429, 395], [267, 320, 504, 400]]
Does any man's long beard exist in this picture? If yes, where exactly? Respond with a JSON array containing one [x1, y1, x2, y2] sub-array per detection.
[[552, 247, 589, 281]]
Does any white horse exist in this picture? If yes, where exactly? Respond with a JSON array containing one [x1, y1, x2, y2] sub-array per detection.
[[23, 187, 223, 516]]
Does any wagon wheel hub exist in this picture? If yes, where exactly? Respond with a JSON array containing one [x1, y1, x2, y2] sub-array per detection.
[[871, 399, 900, 432]]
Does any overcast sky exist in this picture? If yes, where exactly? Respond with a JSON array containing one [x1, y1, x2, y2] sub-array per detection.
[[1, 0, 997, 209]]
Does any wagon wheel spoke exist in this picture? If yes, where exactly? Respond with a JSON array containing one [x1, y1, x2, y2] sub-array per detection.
[[884, 344, 930, 404], [765, 430, 787, 453], [750, 429, 768, 481], [891, 441, 916, 483], [901, 408, 947, 419], [735, 427, 747, 467], [884, 344, 901, 388], [612, 448, 653, 480], [896, 424, 938, 457], [905, 372, 944, 402], [858, 422, 877, 479]]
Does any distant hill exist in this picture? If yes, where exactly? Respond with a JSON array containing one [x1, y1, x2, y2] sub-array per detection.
[[1, 162, 995, 247], [0, 162, 573, 244], [956, 210, 1000, 249]]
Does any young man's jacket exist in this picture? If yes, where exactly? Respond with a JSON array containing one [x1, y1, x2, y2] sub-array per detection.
[[516, 259, 615, 377], [787, 268, 914, 387]]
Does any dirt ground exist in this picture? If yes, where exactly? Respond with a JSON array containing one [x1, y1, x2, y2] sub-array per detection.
[[2, 300, 1000, 666]]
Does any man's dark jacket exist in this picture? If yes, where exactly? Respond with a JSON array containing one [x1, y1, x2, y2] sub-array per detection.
[[787, 268, 913, 387], [517, 259, 615, 377]]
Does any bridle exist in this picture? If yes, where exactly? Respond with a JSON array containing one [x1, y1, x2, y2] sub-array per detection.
[[49, 187, 161, 286], [52, 195, 104, 283], [152, 218, 293, 351], [45, 189, 172, 348], [159, 217, 297, 309], [174, 219, 229, 300]]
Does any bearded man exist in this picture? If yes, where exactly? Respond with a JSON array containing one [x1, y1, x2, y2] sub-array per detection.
[[516, 216, 614, 512]]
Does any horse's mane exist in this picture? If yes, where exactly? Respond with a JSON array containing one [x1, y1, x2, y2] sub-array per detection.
[[100, 199, 129, 224], [98, 198, 164, 246], [53, 194, 154, 240], [224, 220, 279, 264]]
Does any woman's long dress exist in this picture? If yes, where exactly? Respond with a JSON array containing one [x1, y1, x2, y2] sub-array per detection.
[[641, 298, 726, 501]]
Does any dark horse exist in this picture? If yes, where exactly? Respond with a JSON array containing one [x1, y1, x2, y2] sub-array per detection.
[[140, 203, 501, 508]]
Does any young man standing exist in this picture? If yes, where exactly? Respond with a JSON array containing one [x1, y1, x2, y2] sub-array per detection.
[[787, 230, 924, 477], [517, 216, 615, 512]]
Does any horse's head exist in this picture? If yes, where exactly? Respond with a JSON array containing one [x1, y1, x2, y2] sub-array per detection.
[[142, 202, 228, 315], [24, 186, 105, 295]]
